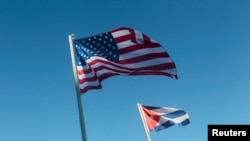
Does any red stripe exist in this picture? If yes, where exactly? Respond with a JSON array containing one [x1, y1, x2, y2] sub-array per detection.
[[79, 72, 119, 85], [80, 85, 102, 94], [97, 73, 119, 82], [87, 58, 134, 71], [142, 34, 152, 43], [109, 27, 131, 33], [119, 43, 161, 54], [139, 62, 176, 70], [113, 34, 131, 43], [77, 66, 92, 75], [78, 74, 99, 84], [129, 71, 177, 79], [119, 53, 170, 64]]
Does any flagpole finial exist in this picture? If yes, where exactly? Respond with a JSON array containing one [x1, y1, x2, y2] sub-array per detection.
[[69, 34, 75, 39]]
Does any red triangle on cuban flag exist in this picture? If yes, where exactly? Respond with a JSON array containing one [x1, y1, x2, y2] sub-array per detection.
[[141, 106, 161, 131]]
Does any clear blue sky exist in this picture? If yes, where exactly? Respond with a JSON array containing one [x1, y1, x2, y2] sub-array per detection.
[[1, 0, 250, 141]]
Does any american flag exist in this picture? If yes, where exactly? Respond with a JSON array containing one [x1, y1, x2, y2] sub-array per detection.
[[138, 104, 190, 132], [73, 27, 177, 94]]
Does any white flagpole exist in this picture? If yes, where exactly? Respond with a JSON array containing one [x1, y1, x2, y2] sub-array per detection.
[[68, 34, 88, 141], [137, 103, 152, 141]]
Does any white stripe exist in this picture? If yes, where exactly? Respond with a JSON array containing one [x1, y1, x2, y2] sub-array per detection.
[[158, 113, 189, 125], [116, 40, 135, 49], [150, 38, 158, 43], [151, 107, 179, 115], [169, 114, 189, 124], [77, 64, 89, 70], [134, 29, 144, 44], [87, 57, 132, 72], [119, 47, 167, 61], [79, 80, 100, 89], [111, 29, 130, 38], [77, 69, 95, 80], [119, 57, 173, 68], [161, 68, 178, 75], [132, 69, 177, 75], [77, 65, 96, 80], [89, 63, 131, 76], [158, 116, 169, 124]]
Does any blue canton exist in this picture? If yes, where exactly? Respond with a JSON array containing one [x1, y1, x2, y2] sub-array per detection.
[[74, 32, 119, 65]]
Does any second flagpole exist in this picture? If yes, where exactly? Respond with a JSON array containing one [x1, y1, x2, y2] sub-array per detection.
[[68, 34, 88, 141], [137, 103, 152, 141]]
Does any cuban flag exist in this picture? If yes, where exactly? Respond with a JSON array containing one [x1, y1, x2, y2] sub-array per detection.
[[138, 104, 190, 132]]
